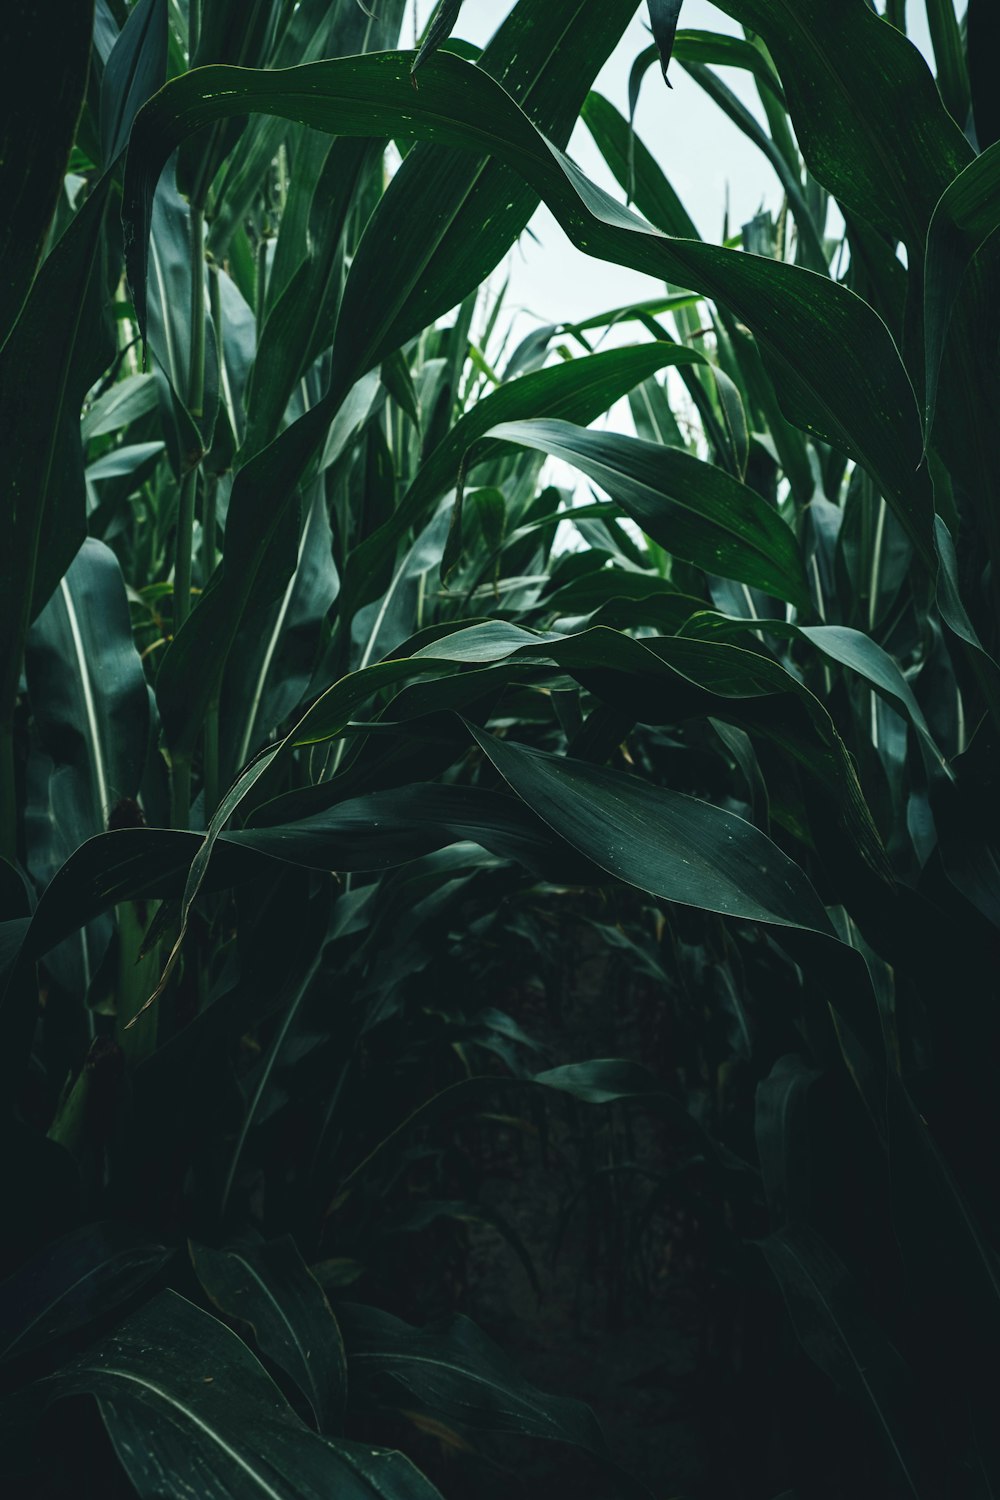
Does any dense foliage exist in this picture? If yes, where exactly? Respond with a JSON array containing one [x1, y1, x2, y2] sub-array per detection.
[[2, 0, 999, 1494]]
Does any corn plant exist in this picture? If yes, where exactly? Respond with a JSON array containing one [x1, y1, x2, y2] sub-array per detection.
[[3, 0, 1000, 1494]]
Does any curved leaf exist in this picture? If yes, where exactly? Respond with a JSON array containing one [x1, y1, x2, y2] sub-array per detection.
[[35, 1290, 446, 1499], [714, 0, 970, 251], [345, 342, 706, 619], [337, 1300, 609, 1454], [484, 418, 810, 608], [0, 1222, 170, 1364], [923, 139, 1000, 432], [466, 721, 833, 933], [190, 1237, 347, 1432]]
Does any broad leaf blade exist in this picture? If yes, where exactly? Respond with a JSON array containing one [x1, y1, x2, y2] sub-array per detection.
[[466, 722, 833, 933], [190, 1237, 347, 1432]]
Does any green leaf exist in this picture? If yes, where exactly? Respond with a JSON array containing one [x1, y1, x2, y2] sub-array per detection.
[[582, 89, 699, 238], [346, 343, 697, 619], [714, 0, 971, 251], [692, 613, 950, 773], [534, 1057, 745, 1165], [466, 721, 833, 933], [24, 539, 152, 999], [672, 29, 786, 108], [924, 0, 970, 129], [0, 1222, 170, 1364], [760, 1225, 929, 1498], [337, 1301, 610, 1454], [485, 418, 810, 608], [412, 0, 464, 77], [142, 3, 641, 755], [190, 1237, 347, 1432], [81, 373, 159, 442], [146, 167, 220, 470], [923, 139, 1000, 433], [647, 0, 685, 83], [100, 0, 168, 166], [25, 540, 151, 845], [0, 183, 115, 711], [221, 482, 339, 783], [243, 137, 381, 456], [121, 49, 932, 551], [119, 45, 937, 764], [0, 0, 94, 351], [31, 1289, 446, 1498], [678, 59, 828, 273], [352, 510, 451, 672]]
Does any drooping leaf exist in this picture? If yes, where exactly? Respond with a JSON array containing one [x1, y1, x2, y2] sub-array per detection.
[[337, 1300, 609, 1455], [122, 49, 935, 583], [647, 0, 684, 83], [411, 0, 464, 77], [345, 342, 699, 619], [190, 1237, 347, 1432], [466, 722, 833, 933], [484, 418, 811, 608], [714, 0, 971, 252], [26, 1289, 446, 1499], [145, 7, 644, 755]]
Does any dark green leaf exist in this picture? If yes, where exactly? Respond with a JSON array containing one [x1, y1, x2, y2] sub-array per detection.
[[0, 1222, 170, 1364], [337, 1301, 608, 1454], [34, 1290, 446, 1498], [715, 0, 970, 251], [486, 419, 809, 608], [412, 0, 464, 77], [923, 139, 1000, 433], [0, 183, 114, 694], [760, 1225, 929, 1497], [647, 0, 684, 83], [347, 343, 698, 618], [190, 1237, 347, 1432], [466, 722, 833, 932], [100, 0, 168, 166]]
